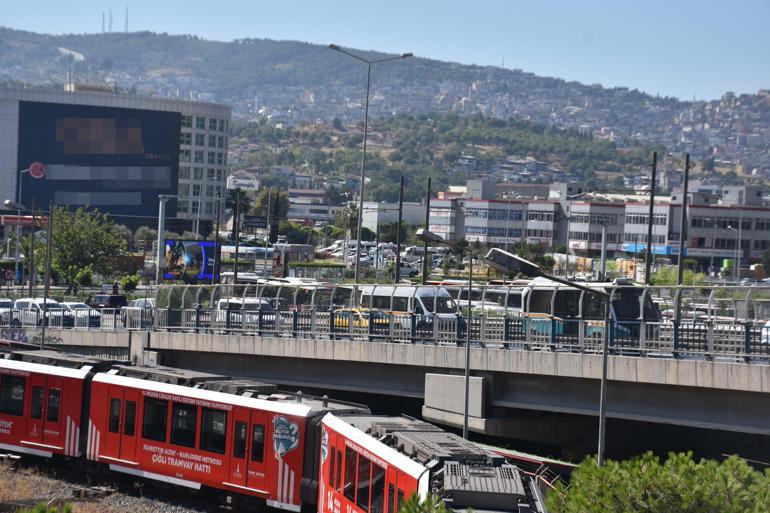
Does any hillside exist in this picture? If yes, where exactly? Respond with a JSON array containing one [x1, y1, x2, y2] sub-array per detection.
[[1, 27, 768, 178]]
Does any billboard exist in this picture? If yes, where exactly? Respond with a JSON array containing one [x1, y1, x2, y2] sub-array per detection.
[[164, 240, 219, 282], [16, 101, 180, 220]]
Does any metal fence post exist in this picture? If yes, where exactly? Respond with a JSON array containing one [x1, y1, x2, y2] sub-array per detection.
[[744, 321, 752, 363], [672, 319, 680, 358], [292, 310, 299, 339], [329, 310, 335, 341], [410, 313, 416, 344], [456, 313, 463, 347], [195, 303, 201, 333]]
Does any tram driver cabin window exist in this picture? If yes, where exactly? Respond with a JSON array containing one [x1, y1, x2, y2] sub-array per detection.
[[0, 375, 25, 416], [171, 403, 198, 448]]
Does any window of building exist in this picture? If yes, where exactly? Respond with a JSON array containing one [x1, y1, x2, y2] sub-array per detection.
[[344, 447, 357, 501], [179, 166, 190, 180], [194, 150, 204, 164], [210, 118, 218, 131], [178, 201, 189, 214], [192, 184, 201, 197], [209, 135, 217, 147], [0, 375, 25, 416], [31, 386, 43, 419], [196, 117, 206, 130], [205, 202, 214, 215], [251, 424, 265, 461], [219, 119, 226, 132], [200, 408, 227, 454], [191, 201, 199, 214], [218, 136, 224, 148], [180, 132, 191, 145], [207, 169, 216, 180], [181, 115, 192, 128], [217, 152, 224, 165], [216, 169, 223, 181], [194, 167, 204, 180], [195, 133, 205, 147], [109, 398, 121, 433], [142, 397, 168, 442], [180, 150, 191, 163], [206, 185, 215, 197], [208, 152, 216, 164], [171, 403, 197, 448], [178, 184, 190, 197], [124, 401, 136, 436]]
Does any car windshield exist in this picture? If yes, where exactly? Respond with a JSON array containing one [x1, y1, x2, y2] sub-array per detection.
[[41, 303, 63, 309], [68, 303, 90, 309], [0, 300, 12, 308], [244, 303, 272, 311]]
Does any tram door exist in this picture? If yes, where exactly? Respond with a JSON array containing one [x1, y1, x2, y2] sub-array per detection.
[[229, 409, 268, 493], [119, 390, 139, 462], [105, 388, 140, 462], [27, 375, 63, 448]]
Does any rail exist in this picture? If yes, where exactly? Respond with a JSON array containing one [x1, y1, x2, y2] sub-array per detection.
[[1, 283, 769, 363]]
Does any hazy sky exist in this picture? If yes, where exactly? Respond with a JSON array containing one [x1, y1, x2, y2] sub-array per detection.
[[3, 0, 770, 100]]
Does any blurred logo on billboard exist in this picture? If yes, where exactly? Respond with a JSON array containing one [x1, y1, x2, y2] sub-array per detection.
[[164, 240, 219, 282]]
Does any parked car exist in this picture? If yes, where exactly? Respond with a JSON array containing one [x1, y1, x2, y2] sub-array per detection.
[[122, 298, 155, 328], [0, 298, 14, 325], [12, 298, 67, 327], [61, 302, 101, 328], [214, 298, 274, 329], [87, 294, 128, 311]]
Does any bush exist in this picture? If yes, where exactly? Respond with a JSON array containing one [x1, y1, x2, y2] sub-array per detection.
[[119, 273, 141, 294], [75, 265, 94, 287], [18, 503, 73, 513], [546, 452, 770, 513]]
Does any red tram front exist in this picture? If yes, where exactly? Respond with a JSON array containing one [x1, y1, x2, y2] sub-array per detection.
[[0, 356, 92, 458]]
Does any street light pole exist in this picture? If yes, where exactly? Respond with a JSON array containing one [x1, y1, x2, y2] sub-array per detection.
[[40, 202, 54, 350], [14, 169, 29, 285], [328, 44, 412, 291], [462, 245, 472, 439], [483, 247, 612, 466]]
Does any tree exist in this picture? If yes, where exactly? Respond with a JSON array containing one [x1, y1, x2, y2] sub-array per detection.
[[546, 452, 770, 513], [399, 493, 449, 513], [337, 202, 358, 236], [651, 266, 707, 286], [252, 187, 291, 242], [48, 206, 127, 292], [133, 226, 157, 252], [227, 187, 254, 215]]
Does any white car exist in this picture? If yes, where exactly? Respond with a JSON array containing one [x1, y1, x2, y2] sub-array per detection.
[[61, 302, 101, 327], [12, 298, 67, 327]]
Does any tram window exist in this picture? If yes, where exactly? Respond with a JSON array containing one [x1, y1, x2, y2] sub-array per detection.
[[392, 298, 408, 312], [171, 403, 198, 448], [200, 408, 227, 454], [251, 424, 265, 462], [388, 484, 395, 513], [46, 389, 60, 423], [0, 375, 25, 416], [31, 386, 43, 419], [335, 448, 343, 492], [233, 421, 247, 459], [109, 398, 121, 433], [344, 447, 357, 501], [370, 464, 385, 513], [142, 397, 168, 442], [329, 447, 336, 489], [124, 401, 136, 436], [356, 456, 371, 511], [397, 490, 404, 512]]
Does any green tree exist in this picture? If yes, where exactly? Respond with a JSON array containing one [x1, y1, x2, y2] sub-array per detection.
[[48, 206, 127, 293], [227, 187, 254, 215], [651, 266, 707, 286], [547, 452, 770, 513], [399, 493, 449, 513], [133, 225, 157, 252], [252, 187, 291, 242], [120, 273, 141, 293]]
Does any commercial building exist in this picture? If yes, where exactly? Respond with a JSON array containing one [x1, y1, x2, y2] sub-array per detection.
[[0, 86, 230, 230], [361, 201, 426, 233]]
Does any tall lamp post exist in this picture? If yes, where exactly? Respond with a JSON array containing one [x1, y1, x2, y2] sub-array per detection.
[[328, 44, 412, 289], [483, 247, 612, 466], [415, 228, 473, 439]]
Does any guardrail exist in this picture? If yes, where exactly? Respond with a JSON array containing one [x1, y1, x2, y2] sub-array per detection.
[[2, 283, 769, 363]]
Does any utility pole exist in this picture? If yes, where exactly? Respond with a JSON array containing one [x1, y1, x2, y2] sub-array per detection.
[[644, 151, 657, 284], [263, 191, 271, 277], [599, 223, 607, 281], [421, 177, 431, 285], [155, 196, 170, 285], [232, 191, 241, 284], [395, 176, 404, 283], [676, 154, 690, 288], [28, 204, 35, 296], [213, 194, 221, 283], [40, 202, 54, 350]]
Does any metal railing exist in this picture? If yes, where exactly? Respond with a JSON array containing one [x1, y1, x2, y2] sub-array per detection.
[[1, 283, 769, 362]]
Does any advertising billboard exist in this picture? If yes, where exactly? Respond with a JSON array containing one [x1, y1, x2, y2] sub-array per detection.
[[16, 101, 180, 221], [164, 240, 219, 282]]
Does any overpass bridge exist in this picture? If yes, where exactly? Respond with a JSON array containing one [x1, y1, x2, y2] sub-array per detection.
[[2, 283, 769, 457]]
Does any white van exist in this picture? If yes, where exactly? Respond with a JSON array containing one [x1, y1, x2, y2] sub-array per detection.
[[357, 285, 459, 328]]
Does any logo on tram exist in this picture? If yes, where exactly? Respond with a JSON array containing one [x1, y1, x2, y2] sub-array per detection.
[[273, 416, 299, 456]]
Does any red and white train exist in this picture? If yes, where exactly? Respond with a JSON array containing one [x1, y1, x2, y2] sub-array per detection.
[[0, 350, 544, 512]]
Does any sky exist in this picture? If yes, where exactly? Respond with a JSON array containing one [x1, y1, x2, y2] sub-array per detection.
[[3, 0, 770, 101]]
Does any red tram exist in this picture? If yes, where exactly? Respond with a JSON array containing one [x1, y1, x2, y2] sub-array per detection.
[[0, 351, 544, 512]]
